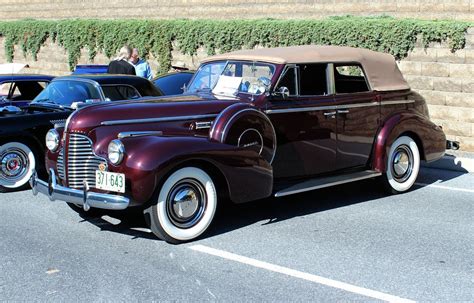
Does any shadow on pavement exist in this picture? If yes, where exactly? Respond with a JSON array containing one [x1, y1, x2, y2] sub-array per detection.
[[75, 166, 468, 242]]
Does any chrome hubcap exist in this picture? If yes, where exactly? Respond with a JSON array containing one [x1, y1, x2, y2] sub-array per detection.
[[1, 148, 28, 182], [391, 145, 413, 183], [167, 179, 206, 229]]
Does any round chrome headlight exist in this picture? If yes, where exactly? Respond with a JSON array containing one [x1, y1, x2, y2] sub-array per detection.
[[108, 139, 125, 165], [45, 129, 60, 152]]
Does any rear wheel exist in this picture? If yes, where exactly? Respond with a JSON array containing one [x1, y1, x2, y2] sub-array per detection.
[[383, 136, 420, 194], [144, 167, 217, 244], [0, 142, 37, 193]]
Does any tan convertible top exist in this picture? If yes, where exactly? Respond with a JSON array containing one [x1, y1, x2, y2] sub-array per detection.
[[202, 45, 410, 91]]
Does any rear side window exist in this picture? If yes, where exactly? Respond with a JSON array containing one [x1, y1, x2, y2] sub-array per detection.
[[334, 64, 369, 93], [101, 85, 141, 101]]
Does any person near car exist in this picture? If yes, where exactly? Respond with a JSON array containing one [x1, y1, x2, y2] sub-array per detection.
[[107, 45, 136, 76], [130, 48, 153, 80]]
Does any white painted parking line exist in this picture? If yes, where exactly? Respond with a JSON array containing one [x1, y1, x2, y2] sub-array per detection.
[[415, 182, 474, 194], [190, 245, 415, 303]]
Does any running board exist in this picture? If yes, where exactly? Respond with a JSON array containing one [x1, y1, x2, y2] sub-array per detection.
[[274, 170, 382, 197]]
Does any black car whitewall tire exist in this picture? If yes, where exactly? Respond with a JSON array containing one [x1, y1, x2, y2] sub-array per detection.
[[384, 136, 420, 193], [145, 167, 217, 243], [0, 142, 36, 192]]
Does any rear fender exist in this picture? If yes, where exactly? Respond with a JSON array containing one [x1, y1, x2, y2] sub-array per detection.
[[372, 112, 446, 172], [116, 135, 273, 206]]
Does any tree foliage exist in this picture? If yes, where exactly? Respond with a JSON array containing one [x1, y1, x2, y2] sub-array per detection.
[[0, 17, 470, 72]]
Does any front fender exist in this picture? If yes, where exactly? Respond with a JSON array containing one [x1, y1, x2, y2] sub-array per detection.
[[372, 112, 446, 172], [210, 102, 277, 164], [113, 135, 273, 206]]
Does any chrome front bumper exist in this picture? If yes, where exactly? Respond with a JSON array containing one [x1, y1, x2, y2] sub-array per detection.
[[30, 169, 130, 211]]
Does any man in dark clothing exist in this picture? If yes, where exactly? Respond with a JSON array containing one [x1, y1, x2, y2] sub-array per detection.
[[107, 45, 136, 75]]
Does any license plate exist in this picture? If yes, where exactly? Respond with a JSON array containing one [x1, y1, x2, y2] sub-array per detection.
[[95, 170, 125, 193]]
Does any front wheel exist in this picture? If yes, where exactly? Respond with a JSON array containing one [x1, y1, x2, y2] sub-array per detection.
[[383, 136, 420, 194], [0, 142, 37, 193], [144, 167, 217, 244]]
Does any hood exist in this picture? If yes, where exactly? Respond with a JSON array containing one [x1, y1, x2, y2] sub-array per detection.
[[66, 94, 242, 133]]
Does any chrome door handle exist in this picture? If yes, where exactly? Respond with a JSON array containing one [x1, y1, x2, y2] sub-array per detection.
[[337, 109, 350, 114], [323, 111, 337, 116]]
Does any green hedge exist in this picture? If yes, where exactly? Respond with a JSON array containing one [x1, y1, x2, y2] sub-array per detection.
[[0, 17, 471, 72]]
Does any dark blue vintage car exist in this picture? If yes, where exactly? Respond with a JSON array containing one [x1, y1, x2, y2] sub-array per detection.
[[152, 71, 194, 95], [0, 74, 162, 193], [0, 74, 54, 109]]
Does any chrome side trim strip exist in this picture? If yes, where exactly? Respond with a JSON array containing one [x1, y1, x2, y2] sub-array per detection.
[[338, 101, 379, 109], [381, 99, 415, 105], [118, 131, 163, 139], [265, 105, 338, 114], [274, 170, 382, 197], [265, 99, 415, 114], [101, 114, 218, 126]]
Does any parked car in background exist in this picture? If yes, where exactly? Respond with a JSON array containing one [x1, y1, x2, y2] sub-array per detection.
[[73, 64, 193, 95], [72, 65, 108, 75], [32, 45, 455, 243], [0, 74, 162, 193], [0, 74, 54, 109], [152, 71, 194, 95]]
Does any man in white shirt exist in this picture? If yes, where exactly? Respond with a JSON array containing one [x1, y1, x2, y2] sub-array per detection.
[[130, 48, 153, 80]]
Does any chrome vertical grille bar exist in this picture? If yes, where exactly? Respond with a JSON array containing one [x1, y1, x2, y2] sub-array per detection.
[[57, 148, 65, 180]]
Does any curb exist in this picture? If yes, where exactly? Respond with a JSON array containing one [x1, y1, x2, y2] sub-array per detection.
[[422, 153, 474, 173]]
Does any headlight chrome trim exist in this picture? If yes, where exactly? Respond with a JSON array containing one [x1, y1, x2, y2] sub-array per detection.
[[45, 129, 60, 152], [108, 139, 125, 165]]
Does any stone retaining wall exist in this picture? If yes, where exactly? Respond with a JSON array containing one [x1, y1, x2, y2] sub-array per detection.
[[0, 29, 473, 151], [0, 0, 473, 21]]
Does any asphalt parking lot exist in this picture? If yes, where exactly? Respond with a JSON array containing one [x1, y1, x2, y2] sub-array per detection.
[[0, 167, 472, 302]]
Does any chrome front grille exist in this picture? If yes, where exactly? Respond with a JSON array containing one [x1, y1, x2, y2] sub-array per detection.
[[57, 148, 65, 180], [65, 134, 106, 189]]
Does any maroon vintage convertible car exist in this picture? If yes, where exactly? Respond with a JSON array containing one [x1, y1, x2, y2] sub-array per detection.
[[32, 45, 454, 243]]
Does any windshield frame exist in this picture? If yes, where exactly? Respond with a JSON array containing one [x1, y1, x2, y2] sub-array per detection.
[[31, 78, 105, 107], [187, 60, 277, 97]]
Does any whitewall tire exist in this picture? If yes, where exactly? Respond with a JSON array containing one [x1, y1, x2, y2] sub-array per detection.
[[0, 142, 36, 192], [384, 136, 420, 193], [145, 167, 217, 243]]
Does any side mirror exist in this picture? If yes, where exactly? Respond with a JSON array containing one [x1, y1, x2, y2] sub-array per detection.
[[181, 83, 187, 93], [273, 86, 290, 99]]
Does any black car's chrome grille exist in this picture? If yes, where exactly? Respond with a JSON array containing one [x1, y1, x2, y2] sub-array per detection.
[[57, 148, 65, 180], [65, 134, 106, 189]]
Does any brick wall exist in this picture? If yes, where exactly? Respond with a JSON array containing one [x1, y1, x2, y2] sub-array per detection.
[[398, 28, 474, 151], [0, 29, 473, 151], [0, 0, 473, 21]]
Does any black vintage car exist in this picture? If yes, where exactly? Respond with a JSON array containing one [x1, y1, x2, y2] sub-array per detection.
[[0, 74, 54, 109], [0, 74, 163, 192]]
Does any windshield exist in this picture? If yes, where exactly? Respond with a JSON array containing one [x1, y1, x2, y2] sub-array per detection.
[[32, 80, 102, 106], [187, 61, 275, 97]]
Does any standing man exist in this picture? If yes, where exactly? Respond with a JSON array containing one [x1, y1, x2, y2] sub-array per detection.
[[130, 48, 153, 80], [107, 45, 136, 75]]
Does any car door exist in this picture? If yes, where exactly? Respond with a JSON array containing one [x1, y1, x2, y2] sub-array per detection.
[[332, 63, 380, 170], [266, 63, 337, 179]]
